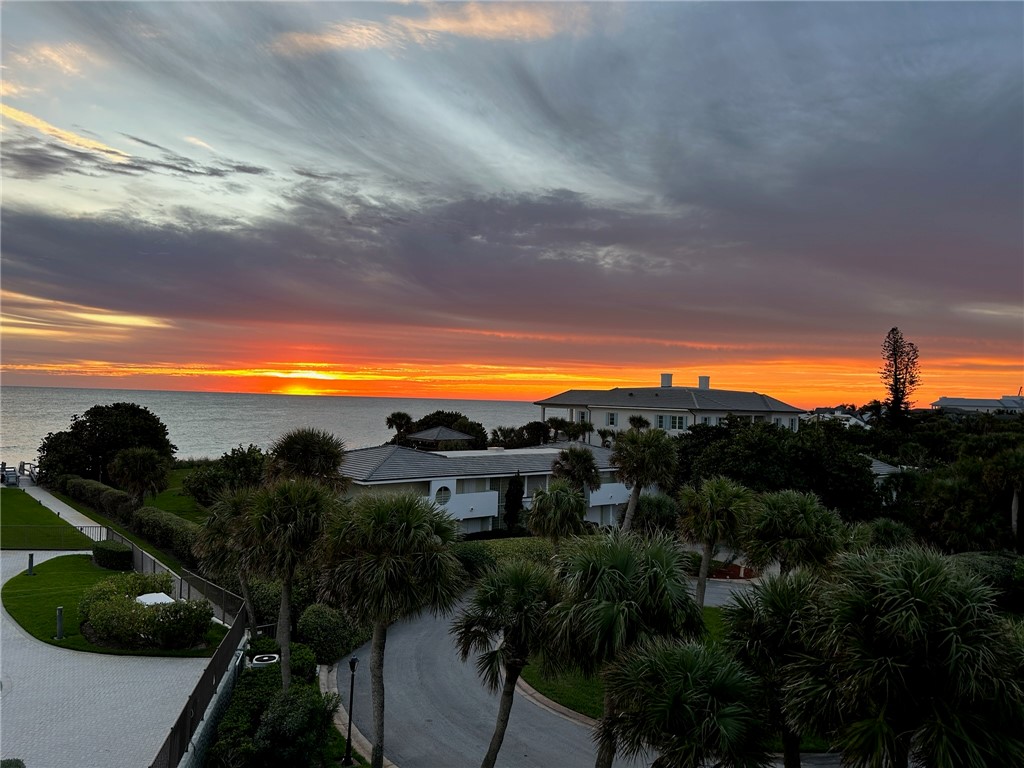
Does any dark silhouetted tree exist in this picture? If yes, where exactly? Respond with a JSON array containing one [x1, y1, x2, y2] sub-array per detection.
[[880, 327, 921, 428]]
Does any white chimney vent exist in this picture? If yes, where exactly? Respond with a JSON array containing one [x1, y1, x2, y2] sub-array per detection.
[[660, 373, 673, 388], [698, 376, 710, 390]]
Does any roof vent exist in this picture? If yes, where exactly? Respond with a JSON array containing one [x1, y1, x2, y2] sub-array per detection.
[[660, 373, 673, 388], [698, 376, 710, 390]]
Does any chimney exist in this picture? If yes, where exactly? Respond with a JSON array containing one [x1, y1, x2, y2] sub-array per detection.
[[660, 373, 673, 388], [698, 375, 710, 390]]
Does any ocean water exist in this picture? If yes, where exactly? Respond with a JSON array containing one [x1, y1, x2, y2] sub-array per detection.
[[0, 386, 548, 463]]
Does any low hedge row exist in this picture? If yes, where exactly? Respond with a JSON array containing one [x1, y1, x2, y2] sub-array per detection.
[[54, 475, 200, 568], [78, 572, 213, 650], [93, 540, 133, 570]]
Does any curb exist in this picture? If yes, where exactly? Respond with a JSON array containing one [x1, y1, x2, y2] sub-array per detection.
[[514, 675, 598, 729], [320, 664, 398, 768]]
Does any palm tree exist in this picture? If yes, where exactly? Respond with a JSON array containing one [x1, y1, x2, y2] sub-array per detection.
[[722, 570, 820, 768], [108, 446, 170, 508], [450, 559, 561, 768], [611, 427, 678, 532], [627, 414, 650, 430], [250, 477, 340, 691], [385, 411, 413, 443], [265, 427, 347, 491], [784, 546, 1024, 768], [548, 531, 704, 768], [546, 416, 571, 442], [743, 490, 844, 576], [528, 480, 587, 555], [193, 485, 260, 629], [320, 492, 465, 768], [678, 476, 754, 608], [596, 428, 616, 448], [602, 638, 771, 768], [551, 445, 602, 496]]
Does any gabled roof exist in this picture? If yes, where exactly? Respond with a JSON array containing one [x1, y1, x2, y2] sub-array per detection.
[[931, 396, 1024, 411], [407, 426, 474, 442], [535, 386, 802, 414], [344, 443, 616, 484]]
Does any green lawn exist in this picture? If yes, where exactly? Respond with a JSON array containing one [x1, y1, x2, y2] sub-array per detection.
[[0, 488, 95, 550], [1, 554, 226, 656], [50, 491, 187, 573], [150, 468, 208, 524]]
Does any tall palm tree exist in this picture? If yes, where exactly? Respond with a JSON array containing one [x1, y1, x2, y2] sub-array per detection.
[[722, 570, 820, 768], [678, 476, 754, 608], [549, 531, 704, 768], [612, 427, 678, 533], [108, 446, 170, 508], [602, 638, 771, 768], [551, 445, 602, 496], [265, 427, 347, 491], [450, 559, 562, 768], [320, 492, 465, 768], [528, 480, 587, 555], [250, 477, 340, 691], [627, 414, 650, 431], [385, 411, 413, 443], [742, 490, 844, 576], [193, 485, 260, 630], [784, 546, 1024, 768]]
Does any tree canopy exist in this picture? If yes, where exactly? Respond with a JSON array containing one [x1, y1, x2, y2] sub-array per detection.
[[880, 326, 921, 427]]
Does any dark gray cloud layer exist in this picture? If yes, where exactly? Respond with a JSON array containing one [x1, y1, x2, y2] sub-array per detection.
[[2, 2, 1021, 378]]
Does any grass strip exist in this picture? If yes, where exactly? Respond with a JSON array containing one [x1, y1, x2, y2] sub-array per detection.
[[0, 488, 95, 550], [150, 468, 208, 525], [2, 554, 226, 657]]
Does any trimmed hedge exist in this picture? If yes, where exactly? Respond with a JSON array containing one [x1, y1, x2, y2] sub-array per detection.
[[99, 488, 134, 523], [93, 539, 133, 571], [452, 540, 498, 578], [133, 506, 200, 568], [66, 477, 113, 509], [79, 572, 174, 624], [477, 536, 554, 565], [297, 603, 369, 665], [86, 590, 213, 650]]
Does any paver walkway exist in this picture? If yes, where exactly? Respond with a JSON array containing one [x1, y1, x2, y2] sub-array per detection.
[[1, 522, 208, 766]]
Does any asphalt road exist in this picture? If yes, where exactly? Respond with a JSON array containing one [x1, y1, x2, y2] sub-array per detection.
[[339, 578, 758, 768]]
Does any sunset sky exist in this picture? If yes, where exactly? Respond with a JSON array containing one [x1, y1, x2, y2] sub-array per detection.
[[2, 1, 1021, 409]]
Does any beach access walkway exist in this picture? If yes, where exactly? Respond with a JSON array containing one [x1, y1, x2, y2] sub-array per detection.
[[0, 486, 208, 768]]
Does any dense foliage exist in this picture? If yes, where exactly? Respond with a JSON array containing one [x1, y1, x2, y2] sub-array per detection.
[[38, 402, 175, 485], [92, 540, 133, 571]]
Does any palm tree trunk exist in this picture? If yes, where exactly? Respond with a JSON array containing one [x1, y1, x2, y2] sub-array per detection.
[[480, 663, 523, 768], [594, 690, 617, 768], [278, 577, 292, 692], [238, 574, 257, 630], [781, 724, 801, 768], [371, 621, 388, 768], [621, 485, 642, 532], [695, 539, 714, 608]]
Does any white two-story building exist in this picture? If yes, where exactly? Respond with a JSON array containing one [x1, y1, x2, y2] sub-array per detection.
[[343, 443, 630, 534], [535, 374, 804, 436]]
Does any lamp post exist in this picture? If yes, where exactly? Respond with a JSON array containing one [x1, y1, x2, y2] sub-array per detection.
[[342, 655, 359, 766]]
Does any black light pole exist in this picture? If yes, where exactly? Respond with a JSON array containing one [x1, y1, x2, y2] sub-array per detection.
[[342, 656, 359, 766]]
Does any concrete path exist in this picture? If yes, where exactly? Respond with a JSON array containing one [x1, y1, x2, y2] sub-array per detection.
[[1, 549, 208, 766], [21, 482, 102, 529]]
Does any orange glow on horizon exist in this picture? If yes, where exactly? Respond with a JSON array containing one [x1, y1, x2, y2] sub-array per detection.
[[2, 354, 1021, 409]]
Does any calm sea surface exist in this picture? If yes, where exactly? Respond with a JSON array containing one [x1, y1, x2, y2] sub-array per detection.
[[0, 386, 548, 463]]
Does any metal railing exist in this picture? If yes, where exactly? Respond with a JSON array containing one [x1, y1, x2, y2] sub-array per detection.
[[149, 616, 248, 768]]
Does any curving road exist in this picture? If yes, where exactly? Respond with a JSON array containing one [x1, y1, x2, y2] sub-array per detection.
[[339, 579, 756, 768]]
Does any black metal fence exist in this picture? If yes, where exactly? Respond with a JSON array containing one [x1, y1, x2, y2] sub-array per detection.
[[149, 615, 248, 768], [105, 529, 243, 624]]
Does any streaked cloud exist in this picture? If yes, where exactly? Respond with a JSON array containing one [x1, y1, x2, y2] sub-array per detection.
[[1, 105, 130, 162], [8, 42, 101, 76], [184, 136, 215, 151], [0, 81, 39, 97], [1, 290, 173, 342], [272, 2, 587, 55]]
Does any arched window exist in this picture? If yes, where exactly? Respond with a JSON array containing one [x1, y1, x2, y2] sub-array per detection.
[[435, 486, 452, 505]]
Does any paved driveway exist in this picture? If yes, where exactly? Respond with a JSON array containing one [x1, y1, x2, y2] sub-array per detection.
[[1, 551, 208, 768]]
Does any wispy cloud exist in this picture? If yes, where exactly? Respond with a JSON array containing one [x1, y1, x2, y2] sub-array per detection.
[[272, 2, 587, 55], [184, 136, 215, 151], [8, 42, 101, 76], [0, 81, 40, 97], [0, 105, 130, 162]]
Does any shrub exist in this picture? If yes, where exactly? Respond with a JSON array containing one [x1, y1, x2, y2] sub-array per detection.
[[951, 550, 1024, 612], [479, 536, 554, 565], [251, 685, 340, 767], [2, 759, 28, 768], [89, 595, 154, 647], [289, 642, 317, 684], [66, 477, 112, 508], [150, 600, 214, 649], [79, 571, 174, 623], [247, 636, 280, 660], [132, 506, 200, 567], [207, 666, 282, 768], [249, 580, 283, 627], [297, 603, 366, 665], [93, 540, 133, 571], [99, 488, 135, 522], [182, 464, 227, 507], [53, 474, 79, 494], [452, 540, 498, 578]]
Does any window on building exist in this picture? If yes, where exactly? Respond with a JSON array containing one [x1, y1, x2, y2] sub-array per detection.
[[773, 417, 781, 426], [435, 486, 451, 505], [789, 418, 798, 431], [670, 415, 689, 430], [607, 413, 617, 427], [657, 415, 665, 429], [702, 416, 710, 425]]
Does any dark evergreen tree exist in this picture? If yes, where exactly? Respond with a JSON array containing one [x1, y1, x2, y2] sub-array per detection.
[[880, 326, 921, 428]]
